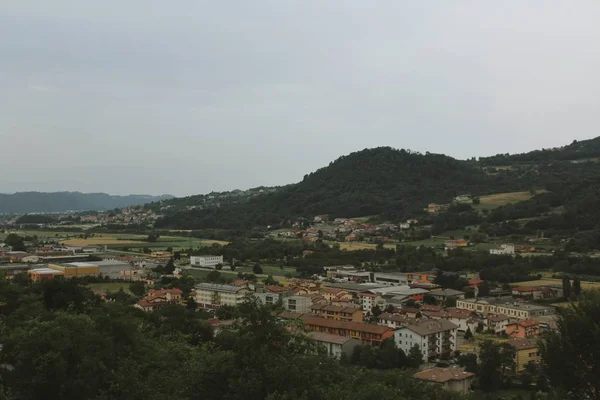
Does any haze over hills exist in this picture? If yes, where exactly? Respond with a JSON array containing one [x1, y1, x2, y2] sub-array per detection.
[[151, 136, 600, 230], [0, 192, 174, 214]]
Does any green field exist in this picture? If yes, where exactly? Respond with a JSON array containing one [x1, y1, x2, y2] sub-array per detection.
[[0, 230, 228, 253], [468, 190, 546, 210]]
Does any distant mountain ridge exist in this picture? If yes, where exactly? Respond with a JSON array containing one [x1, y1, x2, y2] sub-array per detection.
[[0, 191, 174, 214], [480, 136, 600, 165]]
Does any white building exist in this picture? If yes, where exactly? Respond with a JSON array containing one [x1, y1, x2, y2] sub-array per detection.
[[190, 255, 224, 269], [456, 297, 553, 320], [484, 314, 511, 334], [395, 319, 458, 361], [490, 244, 515, 255], [254, 292, 313, 313], [194, 283, 250, 308], [308, 332, 362, 359]]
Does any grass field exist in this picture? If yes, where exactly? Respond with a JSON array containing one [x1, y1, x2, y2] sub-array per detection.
[[513, 278, 600, 290], [0, 230, 229, 252], [468, 190, 546, 210], [87, 282, 131, 294], [62, 238, 142, 246]]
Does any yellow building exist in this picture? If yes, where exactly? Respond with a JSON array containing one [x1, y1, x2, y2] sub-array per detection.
[[48, 262, 99, 278], [311, 304, 363, 323], [28, 268, 65, 282], [506, 338, 540, 373]]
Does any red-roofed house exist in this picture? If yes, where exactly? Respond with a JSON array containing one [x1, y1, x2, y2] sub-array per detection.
[[506, 320, 541, 339]]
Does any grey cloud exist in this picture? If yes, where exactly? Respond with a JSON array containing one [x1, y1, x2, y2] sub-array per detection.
[[1, 1, 599, 195]]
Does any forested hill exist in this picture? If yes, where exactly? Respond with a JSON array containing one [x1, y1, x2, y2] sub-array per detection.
[[480, 136, 600, 166], [0, 192, 173, 214], [155, 147, 527, 229]]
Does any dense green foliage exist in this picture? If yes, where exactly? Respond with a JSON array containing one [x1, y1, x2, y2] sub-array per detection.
[[0, 277, 466, 400], [155, 147, 520, 229], [480, 137, 600, 165], [539, 291, 600, 400], [14, 214, 54, 224], [0, 192, 172, 213]]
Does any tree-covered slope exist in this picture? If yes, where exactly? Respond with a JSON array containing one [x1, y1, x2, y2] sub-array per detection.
[[480, 136, 600, 166], [0, 192, 173, 213], [156, 147, 519, 229]]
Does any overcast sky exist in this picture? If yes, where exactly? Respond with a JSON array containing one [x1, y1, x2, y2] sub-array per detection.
[[1, 1, 599, 196]]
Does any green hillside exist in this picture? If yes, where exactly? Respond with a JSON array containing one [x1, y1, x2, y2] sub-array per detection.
[[155, 147, 522, 229]]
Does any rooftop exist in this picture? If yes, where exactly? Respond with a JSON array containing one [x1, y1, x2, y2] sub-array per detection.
[[430, 288, 465, 297], [506, 338, 538, 350], [301, 315, 394, 335], [311, 304, 360, 314], [29, 268, 64, 275], [195, 283, 248, 294], [400, 319, 458, 336], [308, 331, 356, 345], [414, 367, 474, 383]]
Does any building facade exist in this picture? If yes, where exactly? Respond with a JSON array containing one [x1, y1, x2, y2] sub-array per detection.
[[311, 304, 363, 323], [413, 368, 474, 394], [190, 255, 224, 269], [395, 319, 458, 361], [456, 297, 553, 320], [308, 332, 362, 359], [194, 283, 250, 308]]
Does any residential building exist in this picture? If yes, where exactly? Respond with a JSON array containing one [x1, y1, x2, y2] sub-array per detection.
[[359, 291, 385, 312], [445, 239, 468, 250], [307, 332, 362, 359], [321, 288, 352, 302], [285, 315, 395, 346], [190, 255, 224, 269], [377, 313, 415, 329], [490, 244, 515, 255], [413, 367, 474, 394], [484, 314, 511, 334], [456, 297, 553, 320], [506, 320, 541, 339], [506, 338, 540, 373], [446, 308, 478, 332], [512, 286, 543, 300], [395, 319, 459, 361], [284, 295, 313, 313], [151, 251, 172, 259], [28, 268, 64, 282], [311, 304, 363, 323], [428, 203, 448, 213], [429, 289, 466, 302], [135, 288, 183, 312], [194, 283, 250, 308], [254, 292, 313, 313]]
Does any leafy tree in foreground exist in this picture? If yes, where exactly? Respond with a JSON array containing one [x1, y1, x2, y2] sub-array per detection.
[[562, 277, 572, 299], [572, 278, 582, 297], [539, 290, 600, 399]]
